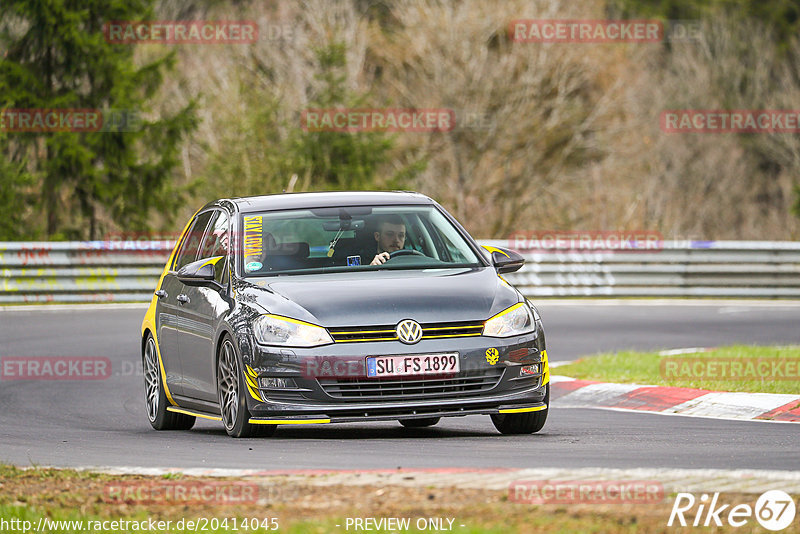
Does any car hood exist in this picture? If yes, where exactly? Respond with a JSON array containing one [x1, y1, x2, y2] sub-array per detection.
[[237, 267, 519, 327]]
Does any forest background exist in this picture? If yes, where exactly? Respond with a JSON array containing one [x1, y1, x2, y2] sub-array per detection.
[[2, 0, 800, 241]]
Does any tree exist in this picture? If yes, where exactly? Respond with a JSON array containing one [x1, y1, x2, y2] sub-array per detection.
[[0, 0, 196, 240], [198, 40, 424, 200], [0, 133, 36, 240], [610, 0, 800, 50]]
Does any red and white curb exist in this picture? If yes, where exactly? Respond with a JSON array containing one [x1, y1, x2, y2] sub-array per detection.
[[550, 376, 800, 422]]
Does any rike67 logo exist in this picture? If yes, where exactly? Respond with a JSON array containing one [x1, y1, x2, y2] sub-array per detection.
[[669, 491, 796, 531]]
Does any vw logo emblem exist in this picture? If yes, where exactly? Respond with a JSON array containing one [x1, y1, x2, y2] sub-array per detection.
[[396, 319, 423, 344]]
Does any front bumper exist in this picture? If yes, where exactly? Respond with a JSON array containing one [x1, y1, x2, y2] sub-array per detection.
[[239, 332, 549, 419], [248, 400, 548, 425]]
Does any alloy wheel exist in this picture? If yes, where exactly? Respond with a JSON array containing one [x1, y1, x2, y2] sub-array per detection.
[[218, 339, 240, 430], [144, 337, 160, 423]]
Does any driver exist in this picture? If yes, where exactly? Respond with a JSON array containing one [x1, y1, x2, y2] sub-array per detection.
[[370, 215, 406, 265]]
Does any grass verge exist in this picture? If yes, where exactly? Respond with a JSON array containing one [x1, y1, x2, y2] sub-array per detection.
[[555, 345, 800, 394], [1, 464, 779, 534]]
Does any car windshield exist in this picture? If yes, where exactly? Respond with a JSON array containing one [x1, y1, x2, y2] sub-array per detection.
[[238, 205, 484, 276]]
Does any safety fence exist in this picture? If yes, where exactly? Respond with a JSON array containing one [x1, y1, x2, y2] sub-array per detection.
[[2, 240, 800, 303]]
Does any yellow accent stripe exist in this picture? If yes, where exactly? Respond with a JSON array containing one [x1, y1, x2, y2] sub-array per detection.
[[249, 418, 330, 425], [499, 405, 548, 414], [245, 373, 258, 389], [333, 332, 481, 343], [245, 364, 258, 378], [542, 349, 550, 386], [264, 314, 324, 328], [246, 381, 262, 402], [331, 329, 396, 335], [199, 255, 224, 268], [422, 333, 481, 340], [485, 302, 525, 322], [482, 245, 510, 257], [423, 325, 483, 331], [332, 325, 481, 336], [335, 338, 395, 343], [166, 407, 223, 421], [154, 340, 176, 406]]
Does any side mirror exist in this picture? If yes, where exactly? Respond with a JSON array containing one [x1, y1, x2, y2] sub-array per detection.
[[485, 246, 525, 274], [177, 258, 219, 287]]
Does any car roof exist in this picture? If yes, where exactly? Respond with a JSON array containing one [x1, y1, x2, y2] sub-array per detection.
[[205, 191, 435, 213]]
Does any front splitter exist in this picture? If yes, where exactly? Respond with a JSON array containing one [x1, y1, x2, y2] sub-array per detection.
[[248, 402, 547, 425]]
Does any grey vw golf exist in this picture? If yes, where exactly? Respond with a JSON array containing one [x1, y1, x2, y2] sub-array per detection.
[[141, 191, 550, 437]]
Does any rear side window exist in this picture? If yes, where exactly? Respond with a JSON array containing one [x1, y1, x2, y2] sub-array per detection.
[[173, 211, 214, 271]]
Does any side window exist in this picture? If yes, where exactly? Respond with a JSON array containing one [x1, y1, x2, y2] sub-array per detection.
[[173, 211, 214, 271], [198, 210, 230, 284]]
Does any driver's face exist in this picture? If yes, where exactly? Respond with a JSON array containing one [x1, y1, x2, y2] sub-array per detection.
[[375, 223, 406, 253]]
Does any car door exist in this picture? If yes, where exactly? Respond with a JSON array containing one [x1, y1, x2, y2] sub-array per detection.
[[155, 211, 214, 396], [176, 209, 232, 402]]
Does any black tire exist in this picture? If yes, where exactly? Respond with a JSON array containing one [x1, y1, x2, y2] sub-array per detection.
[[143, 333, 195, 431], [399, 417, 441, 428], [217, 334, 276, 438], [490, 384, 549, 435]]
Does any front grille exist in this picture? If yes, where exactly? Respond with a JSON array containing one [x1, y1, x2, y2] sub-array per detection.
[[318, 367, 504, 401], [328, 320, 484, 343]]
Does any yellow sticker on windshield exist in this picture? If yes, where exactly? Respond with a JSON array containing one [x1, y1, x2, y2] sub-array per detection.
[[243, 215, 263, 264]]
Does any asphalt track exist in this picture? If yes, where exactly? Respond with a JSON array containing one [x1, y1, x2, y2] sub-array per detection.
[[1, 301, 799, 471]]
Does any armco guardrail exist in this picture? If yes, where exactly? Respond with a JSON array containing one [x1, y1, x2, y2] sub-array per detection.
[[481, 239, 800, 298], [0, 241, 173, 303], [2, 240, 800, 303]]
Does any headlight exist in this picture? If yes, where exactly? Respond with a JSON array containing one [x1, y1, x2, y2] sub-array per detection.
[[253, 315, 333, 347], [483, 303, 536, 338]]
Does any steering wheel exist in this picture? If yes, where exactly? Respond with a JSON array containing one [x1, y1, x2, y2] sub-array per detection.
[[389, 249, 425, 258]]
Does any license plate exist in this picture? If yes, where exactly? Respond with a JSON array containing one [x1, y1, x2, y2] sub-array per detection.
[[366, 353, 460, 377]]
